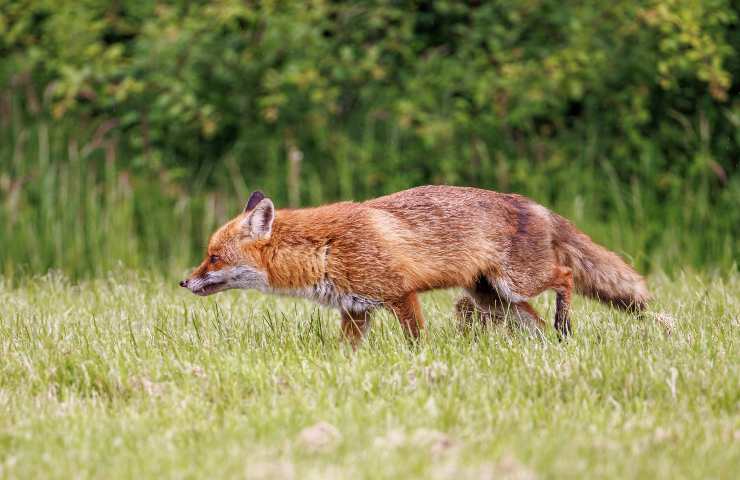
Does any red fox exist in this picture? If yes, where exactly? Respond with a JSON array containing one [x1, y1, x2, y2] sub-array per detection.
[[180, 186, 649, 345]]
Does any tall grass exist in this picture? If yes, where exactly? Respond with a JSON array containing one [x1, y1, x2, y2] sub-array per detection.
[[0, 95, 222, 278], [0, 92, 737, 279], [0, 273, 738, 478]]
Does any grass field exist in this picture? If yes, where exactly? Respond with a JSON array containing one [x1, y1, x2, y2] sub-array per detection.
[[0, 271, 738, 479]]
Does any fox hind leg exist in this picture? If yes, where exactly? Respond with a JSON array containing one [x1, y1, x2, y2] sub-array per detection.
[[455, 291, 505, 330], [550, 266, 574, 337], [458, 278, 546, 333], [454, 295, 476, 330], [511, 300, 546, 333]]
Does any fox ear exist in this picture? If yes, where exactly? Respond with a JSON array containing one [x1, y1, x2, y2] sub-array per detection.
[[244, 191, 265, 213], [242, 198, 274, 240]]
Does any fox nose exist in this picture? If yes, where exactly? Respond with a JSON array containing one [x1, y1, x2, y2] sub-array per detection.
[[179, 280, 188, 288]]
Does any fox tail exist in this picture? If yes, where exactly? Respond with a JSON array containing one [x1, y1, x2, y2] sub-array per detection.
[[553, 215, 650, 311]]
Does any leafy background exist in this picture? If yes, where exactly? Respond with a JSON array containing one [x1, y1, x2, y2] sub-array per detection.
[[1, 0, 738, 277]]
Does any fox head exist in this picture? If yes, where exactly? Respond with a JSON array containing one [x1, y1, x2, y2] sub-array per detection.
[[180, 191, 275, 296]]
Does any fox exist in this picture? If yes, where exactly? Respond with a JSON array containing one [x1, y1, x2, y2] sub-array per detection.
[[180, 185, 650, 346]]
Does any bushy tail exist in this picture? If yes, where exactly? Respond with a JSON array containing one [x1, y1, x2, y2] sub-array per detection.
[[553, 215, 650, 311]]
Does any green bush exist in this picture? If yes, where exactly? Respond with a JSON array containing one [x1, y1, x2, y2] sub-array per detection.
[[1, 1, 738, 276]]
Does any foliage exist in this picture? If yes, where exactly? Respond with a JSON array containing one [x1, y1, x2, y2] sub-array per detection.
[[0, 1, 738, 276]]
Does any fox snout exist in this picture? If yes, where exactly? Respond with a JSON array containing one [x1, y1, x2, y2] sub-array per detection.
[[180, 269, 245, 296], [179, 278, 200, 293], [179, 274, 224, 296]]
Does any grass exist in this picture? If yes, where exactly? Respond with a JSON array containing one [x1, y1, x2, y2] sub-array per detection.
[[0, 271, 738, 479], [2, 104, 739, 278]]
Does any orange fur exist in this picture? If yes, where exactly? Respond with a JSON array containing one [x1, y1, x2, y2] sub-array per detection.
[[181, 186, 650, 342]]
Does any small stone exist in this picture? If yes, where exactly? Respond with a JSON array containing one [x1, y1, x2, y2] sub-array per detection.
[[411, 428, 455, 456], [297, 421, 341, 452]]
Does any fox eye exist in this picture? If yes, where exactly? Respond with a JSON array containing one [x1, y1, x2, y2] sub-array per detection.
[[209, 255, 219, 264]]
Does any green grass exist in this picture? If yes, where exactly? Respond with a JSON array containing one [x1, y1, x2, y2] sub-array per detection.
[[2, 109, 739, 278], [0, 272, 738, 479]]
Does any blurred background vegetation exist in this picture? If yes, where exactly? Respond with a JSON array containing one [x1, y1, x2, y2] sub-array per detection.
[[0, 0, 738, 279]]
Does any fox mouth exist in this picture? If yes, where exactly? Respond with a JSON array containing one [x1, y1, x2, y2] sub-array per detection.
[[193, 281, 227, 296], [182, 266, 267, 296]]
